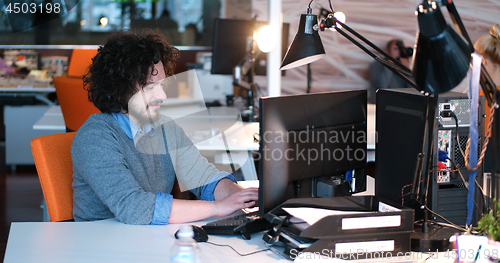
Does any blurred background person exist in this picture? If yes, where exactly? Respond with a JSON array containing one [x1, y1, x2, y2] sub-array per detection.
[[476, 24, 500, 88], [474, 23, 500, 173], [368, 39, 413, 104], [156, 10, 181, 45], [476, 23, 500, 138], [0, 56, 15, 76]]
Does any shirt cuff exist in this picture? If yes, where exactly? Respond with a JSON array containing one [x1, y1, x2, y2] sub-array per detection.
[[150, 192, 173, 225], [200, 171, 237, 201]]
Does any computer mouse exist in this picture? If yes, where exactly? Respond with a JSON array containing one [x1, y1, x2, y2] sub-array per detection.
[[174, 225, 209, 242]]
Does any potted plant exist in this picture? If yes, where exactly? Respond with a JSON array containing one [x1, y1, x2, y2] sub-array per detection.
[[475, 199, 500, 241]]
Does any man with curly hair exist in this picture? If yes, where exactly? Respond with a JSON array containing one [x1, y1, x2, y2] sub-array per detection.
[[71, 31, 258, 225]]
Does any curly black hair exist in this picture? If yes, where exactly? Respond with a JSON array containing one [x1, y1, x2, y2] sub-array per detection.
[[83, 30, 180, 113]]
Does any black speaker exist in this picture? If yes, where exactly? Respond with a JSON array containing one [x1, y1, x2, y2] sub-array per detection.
[[375, 88, 484, 226]]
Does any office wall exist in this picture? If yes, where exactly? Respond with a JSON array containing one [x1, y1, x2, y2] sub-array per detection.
[[252, 0, 499, 95]]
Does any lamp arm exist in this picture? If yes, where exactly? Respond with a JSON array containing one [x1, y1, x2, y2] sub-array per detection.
[[334, 19, 412, 76], [332, 20, 418, 89], [442, 0, 474, 52], [373, 56, 419, 90], [480, 64, 500, 107], [443, 0, 499, 106], [481, 65, 497, 106], [442, 0, 500, 215]]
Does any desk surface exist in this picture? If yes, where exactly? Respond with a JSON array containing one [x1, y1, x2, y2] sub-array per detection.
[[32, 105, 260, 151], [0, 78, 56, 106], [32, 105, 64, 130], [3, 219, 282, 263], [367, 104, 375, 150], [33, 104, 376, 151], [0, 86, 55, 92], [0, 77, 54, 91], [4, 218, 455, 263]]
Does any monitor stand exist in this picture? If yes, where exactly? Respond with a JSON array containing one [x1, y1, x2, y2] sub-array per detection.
[[411, 224, 456, 252]]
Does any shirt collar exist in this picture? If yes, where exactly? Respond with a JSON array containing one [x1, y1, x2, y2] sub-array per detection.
[[111, 112, 156, 140]]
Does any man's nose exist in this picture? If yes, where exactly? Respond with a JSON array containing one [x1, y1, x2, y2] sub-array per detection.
[[154, 85, 167, 100]]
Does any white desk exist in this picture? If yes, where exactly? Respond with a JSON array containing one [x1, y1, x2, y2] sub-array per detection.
[[167, 105, 259, 179], [367, 104, 376, 150], [0, 86, 54, 92], [0, 78, 59, 167], [31, 98, 210, 131], [0, 78, 56, 105], [4, 218, 455, 263], [32, 105, 65, 130], [32, 104, 375, 152], [3, 219, 282, 263], [0, 78, 58, 167], [32, 105, 258, 147], [32, 103, 376, 175], [367, 104, 376, 162], [33, 104, 260, 179]]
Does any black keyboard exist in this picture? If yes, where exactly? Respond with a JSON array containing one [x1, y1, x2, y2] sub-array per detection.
[[202, 213, 270, 240]]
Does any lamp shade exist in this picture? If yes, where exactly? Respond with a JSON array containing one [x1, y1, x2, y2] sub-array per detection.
[[412, 1, 471, 94], [280, 13, 326, 70]]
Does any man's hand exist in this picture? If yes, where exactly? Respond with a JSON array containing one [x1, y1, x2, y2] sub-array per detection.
[[213, 178, 243, 200], [169, 179, 259, 224], [212, 187, 258, 217]]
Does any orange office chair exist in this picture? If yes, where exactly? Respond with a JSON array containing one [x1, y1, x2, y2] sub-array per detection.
[[54, 48, 100, 132], [67, 48, 98, 78], [31, 132, 76, 222], [53, 76, 100, 132]]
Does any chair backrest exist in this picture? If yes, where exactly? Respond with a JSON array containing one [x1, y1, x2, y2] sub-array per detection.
[[53, 76, 100, 131], [67, 49, 98, 78], [31, 132, 76, 222]]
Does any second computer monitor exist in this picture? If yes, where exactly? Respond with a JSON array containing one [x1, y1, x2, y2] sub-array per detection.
[[258, 90, 367, 214]]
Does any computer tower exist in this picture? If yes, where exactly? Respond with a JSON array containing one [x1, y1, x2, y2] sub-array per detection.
[[375, 88, 484, 226]]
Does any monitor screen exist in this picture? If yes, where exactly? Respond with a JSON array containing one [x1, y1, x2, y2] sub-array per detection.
[[211, 18, 289, 76], [258, 90, 368, 214]]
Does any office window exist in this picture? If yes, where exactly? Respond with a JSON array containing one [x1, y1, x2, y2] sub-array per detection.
[[0, 0, 213, 46]]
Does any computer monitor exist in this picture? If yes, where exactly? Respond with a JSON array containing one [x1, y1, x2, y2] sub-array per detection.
[[258, 90, 368, 214], [211, 18, 289, 76]]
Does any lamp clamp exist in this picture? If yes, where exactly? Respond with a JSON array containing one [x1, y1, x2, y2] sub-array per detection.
[[319, 13, 335, 31]]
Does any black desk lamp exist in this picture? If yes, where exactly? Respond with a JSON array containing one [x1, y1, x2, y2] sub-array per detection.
[[279, 7, 326, 94], [233, 19, 259, 123], [233, 17, 278, 122], [410, 0, 500, 237], [280, 8, 325, 71], [280, 0, 498, 252]]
